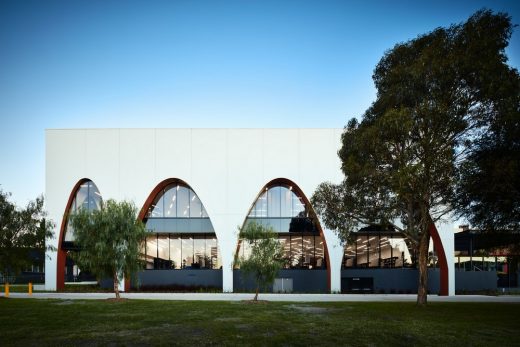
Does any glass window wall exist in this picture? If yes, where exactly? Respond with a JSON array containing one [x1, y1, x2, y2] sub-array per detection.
[[143, 233, 221, 270], [176, 186, 190, 217], [343, 232, 416, 269], [268, 186, 281, 217], [170, 235, 182, 269], [238, 183, 327, 270], [236, 233, 326, 270], [64, 181, 102, 242]]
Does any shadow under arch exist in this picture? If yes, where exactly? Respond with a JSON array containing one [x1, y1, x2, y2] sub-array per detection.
[[56, 178, 102, 291], [138, 178, 222, 290], [235, 177, 332, 291]]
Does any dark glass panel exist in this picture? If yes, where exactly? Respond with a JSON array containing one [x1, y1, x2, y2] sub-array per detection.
[[145, 236, 157, 270], [64, 181, 102, 242], [302, 235, 314, 269], [390, 235, 411, 267], [76, 183, 89, 211], [207, 235, 220, 269], [181, 235, 194, 268], [193, 235, 206, 268], [356, 235, 368, 268], [279, 235, 291, 268], [290, 235, 303, 268], [314, 236, 325, 269], [169, 235, 182, 269], [176, 186, 190, 217], [149, 189, 165, 218], [255, 192, 268, 217], [156, 235, 170, 269], [379, 236, 396, 268], [190, 192, 202, 217], [89, 182, 102, 211], [267, 187, 281, 217], [280, 186, 292, 217], [163, 186, 177, 217], [368, 236, 380, 267], [291, 192, 305, 217]]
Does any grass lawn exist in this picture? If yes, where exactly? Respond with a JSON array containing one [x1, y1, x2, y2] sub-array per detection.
[[0, 299, 518, 346]]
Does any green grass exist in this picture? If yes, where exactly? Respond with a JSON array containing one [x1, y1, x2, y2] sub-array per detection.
[[0, 299, 518, 346]]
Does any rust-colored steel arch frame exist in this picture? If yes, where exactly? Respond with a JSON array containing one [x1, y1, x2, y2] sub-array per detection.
[[56, 178, 92, 291], [138, 178, 194, 222], [137, 178, 221, 290], [429, 223, 449, 296], [235, 178, 333, 291]]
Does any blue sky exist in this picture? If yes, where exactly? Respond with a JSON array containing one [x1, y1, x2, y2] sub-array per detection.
[[1, 0, 519, 206]]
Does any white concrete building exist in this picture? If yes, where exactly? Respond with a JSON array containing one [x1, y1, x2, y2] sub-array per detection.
[[45, 128, 455, 295]]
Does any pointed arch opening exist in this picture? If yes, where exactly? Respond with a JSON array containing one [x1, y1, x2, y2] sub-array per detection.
[[234, 178, 331, 292], [137, 179, 222, 290], [341, 224, 448, 294], [56, 179, 102, 290]]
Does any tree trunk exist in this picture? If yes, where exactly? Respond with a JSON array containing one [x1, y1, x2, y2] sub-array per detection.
[[416, 229, 430, 305], [114, 272, 120, 299], [254, 286, 259, 301]]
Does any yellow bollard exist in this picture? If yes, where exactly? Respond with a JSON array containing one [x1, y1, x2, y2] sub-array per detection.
[[28, 282, 33, 296], [5, 283, 9, 298]]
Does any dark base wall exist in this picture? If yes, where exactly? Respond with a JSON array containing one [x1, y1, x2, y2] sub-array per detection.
[[455, 270, 497, 292], [234, 269, 329, 293], [1, 272, 45, 284], [341, 269, 440, 294], [97, 268, 502, 293], [128, 270, 222, 290]]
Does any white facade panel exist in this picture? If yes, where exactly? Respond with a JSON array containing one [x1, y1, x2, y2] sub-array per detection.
[[45, 128, 455, 295], [154, 129, 192, 185], [119, 129, 156, 205]]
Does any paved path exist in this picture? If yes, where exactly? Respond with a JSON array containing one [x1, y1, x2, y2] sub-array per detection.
[[2, 292, 520, 302]]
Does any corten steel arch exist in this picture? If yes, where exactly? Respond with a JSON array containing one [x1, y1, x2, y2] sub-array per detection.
[[235, 178, 333, 290], [56, 178, 97, 291], [429, 223, 449, 296], [138, 178, 203, 221], [137, 178, 220, 289]]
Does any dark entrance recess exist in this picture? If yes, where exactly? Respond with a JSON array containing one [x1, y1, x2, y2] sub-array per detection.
[[342, 277, 374, 293]]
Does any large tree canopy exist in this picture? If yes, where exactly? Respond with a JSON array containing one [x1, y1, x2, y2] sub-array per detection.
[[455, 79, 520, 231], [69, 199, 148, 298], [0, 190, 54, 281], [311, 10, 518, 304]]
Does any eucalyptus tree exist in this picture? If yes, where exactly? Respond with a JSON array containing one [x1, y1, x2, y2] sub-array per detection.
[[455, 77, 520, 231], [236, 222, 285, 301], [69, 199, 148, 299], [312, 10, 518, 305], [0, 190, 54, 282]]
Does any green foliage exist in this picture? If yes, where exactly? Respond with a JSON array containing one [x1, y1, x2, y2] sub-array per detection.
[[311, 9, 517, 304], [0, 189, 54, 280], [69, 199, 148, 297], [236, 222, 284, 299], [455, 85, 520, 230]]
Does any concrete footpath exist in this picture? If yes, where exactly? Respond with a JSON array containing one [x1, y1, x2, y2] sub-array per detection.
[[2, 292, 520, 302]]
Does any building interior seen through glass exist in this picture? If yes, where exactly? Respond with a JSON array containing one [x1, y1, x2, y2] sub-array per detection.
[[64, 180, 102, 242], [236, 184, 327, 269], [145, 233, 220, 270], [455, 230, 516, 271], [342, 231, 439, 269], [143, 183, 221, 270]]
